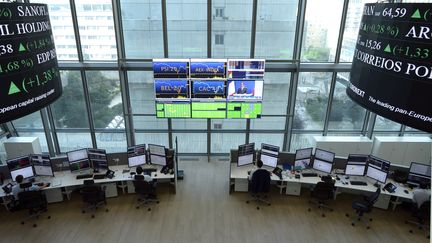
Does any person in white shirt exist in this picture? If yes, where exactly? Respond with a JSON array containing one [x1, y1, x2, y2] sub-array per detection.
[[11, 175, 48, 200], [412, 181, 431, 209], [134, 166, 152, 182]]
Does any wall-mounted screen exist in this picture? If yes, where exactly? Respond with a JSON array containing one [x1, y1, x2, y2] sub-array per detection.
[[156, 101, 191, 118], [191, 101, 226, 118], [191, 80, 226, 99], [227, 59, 265, 79], [155, 79, 189, 100], [227, 80, 263, 100], [190, 59, 226, 78], [227, 102, 262, 119], [153, 59, 189, 79]]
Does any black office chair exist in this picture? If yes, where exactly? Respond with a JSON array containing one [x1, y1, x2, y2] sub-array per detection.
[[18, 183, 50, 227], [246, 169, 271, 210], [80, 180, 108, 218], [405, 200, 430, 239], [133, 175, 159, 211], [346, 187, 381, 229], [308, 181, 335, 217]]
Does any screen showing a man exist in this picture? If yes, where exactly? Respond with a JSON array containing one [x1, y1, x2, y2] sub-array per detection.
[[237, 82, 248, 94]]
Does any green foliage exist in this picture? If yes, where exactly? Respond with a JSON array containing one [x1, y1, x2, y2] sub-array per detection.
[[304, 46, 330, 62], [52, 71, 122, 128], [305, 96, 364, 124]]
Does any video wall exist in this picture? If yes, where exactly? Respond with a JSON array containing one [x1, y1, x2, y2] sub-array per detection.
[[153, 59, 265, 119]]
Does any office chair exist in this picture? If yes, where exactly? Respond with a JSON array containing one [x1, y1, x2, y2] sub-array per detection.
[[308, 181, 335, 217], [80, 180, 108, 218], [345, 187, 381, 229], [405, 200, 430, 239], [246, 169, 271, 210], [18, 183, 50, 227], [133, 175, 159, 211]]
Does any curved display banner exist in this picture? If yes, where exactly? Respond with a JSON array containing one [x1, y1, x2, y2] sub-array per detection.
[[0, 3, 61, 123], [347, 3, 432, 133]]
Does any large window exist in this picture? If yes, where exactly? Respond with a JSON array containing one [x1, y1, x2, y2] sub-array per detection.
[[121, 0, 164, 58], [255, 0, 298, 59], [167, 0, 207, 58]]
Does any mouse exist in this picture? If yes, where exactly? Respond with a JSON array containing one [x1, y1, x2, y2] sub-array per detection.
[[345, 176, 349, 180], [404, 189, 409, 194]]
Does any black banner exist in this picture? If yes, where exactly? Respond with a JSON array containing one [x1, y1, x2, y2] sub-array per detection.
[[0, 3, 61, 123], [348, 3, 432, 133]]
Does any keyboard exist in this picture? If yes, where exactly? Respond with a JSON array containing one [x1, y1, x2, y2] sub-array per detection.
[[350, 181, 367, 186], [301, 172, 318, 177], [93, 174, 106, 180], [76, 174, 93, 180]]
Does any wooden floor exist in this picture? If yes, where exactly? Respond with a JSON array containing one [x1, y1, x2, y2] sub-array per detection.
[[0, 157, 429, 243]]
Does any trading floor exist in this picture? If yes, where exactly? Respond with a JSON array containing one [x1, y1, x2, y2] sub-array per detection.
[[0, 157, 428, 243]]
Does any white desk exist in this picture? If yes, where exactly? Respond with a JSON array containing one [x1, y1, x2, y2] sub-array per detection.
[[229, 163, 417, 210], [0, 164, 176, 206]]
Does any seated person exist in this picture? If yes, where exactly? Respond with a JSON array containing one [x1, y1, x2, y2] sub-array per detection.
[[12, 175, 49, 200], [412, 181, 431, 209], [135, 166, 152, 182], [248, 160, 270, 181]]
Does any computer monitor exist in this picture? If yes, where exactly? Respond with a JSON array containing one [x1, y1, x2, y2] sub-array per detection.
[[150, 154, 167, 166], [366, 165, 388, 184], [344, 154, 368, 176], [88, 148, 108, 171], [128, 155, 146, 168], [295, 147, 313, 160], [7, 155, 35, 181], [30, 154, 54, 177], [237, 143, 255, 167], [407, 173, 431, 188], [260, 154, 277, 168], [260, 143, 279, 168], [69, 159, 91, 173], [294, 158, 311, 170], [407, 162, 431, 187], [314, 148, 335, 163], [312, 159, 333, 174], [261, 143, 279, 156], [148, 144, 166, 156], [67, 148, 88, 162], [368, 155, 391, 172]]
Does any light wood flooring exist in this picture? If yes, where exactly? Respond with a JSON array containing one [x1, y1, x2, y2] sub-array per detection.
[[0, 157, 429, 243]]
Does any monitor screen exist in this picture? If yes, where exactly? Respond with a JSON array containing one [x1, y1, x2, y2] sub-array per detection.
[[227, 80, 263, 100], [366, 166, 388, 184], [191, 101, 227, 118], [407, 173, 431, 187], [154, 79, 189, 100], [295, 148, 313, 160], [156, 101, 191, 118], [368, 155, 391, 172], [190, 59, 226, 78], [88, 148, 108, 170], [227, 102, 262, 119], [227, 59, 265, 79], [409, 162, 431, 177], [345, 164, 366, 176], [191, 80, 226, 99], [67, 148, 88, 162], [127, 144, 146, 157], [30, 154, 54, 176], [128, 155, 146, 168], [261, 143, 279, 156], [313, 159, 333, 174], [69, 159, 90, 172], [314, 148, 335, 162], [7, 155, 31, 171], [295, 158, 311, 170], [153, 59, 189, 79], [148, 144, 166, 156], [238, 154, 254, 167], [10, 166, 35, 182], [238, 143, 255, 156], [150, 154, 167, 166], [261, 154, 277, 168]]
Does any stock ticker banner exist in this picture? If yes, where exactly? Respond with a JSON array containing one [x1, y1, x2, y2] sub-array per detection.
[[0, 3, 61, 123], [348, 3, 432, 133]]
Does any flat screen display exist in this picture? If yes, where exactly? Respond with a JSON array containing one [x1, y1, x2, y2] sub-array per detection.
[[261, 154, 277, 168], [366, 166, 387, 184], [227, 102, 262, 119], [69, 159, 90, 172], [128, 155, 146, 168], [295, 148, 313, 160], [314, 148, 335, 163], [227, 80, 263, 100], [238, 154, 254, 167], [368, 155, 390, 172], [409, 162, 431, 177], [149, 144, 166, 156], [7, 155, 31, 171], [30, 154, 53, 176], [190, 59, 226, 78], [156, 101, 191, 118], [10, 166, 35, 182], [227, 59, 265, 79], [238, 143, 255, 156], [191, 102, 226, 118], [150, 154, 167, 166], [261, 143, 279, 156], [127, 144, 146, 157], [313, 159, 333, 174], [153, 59, 189, 79], [154, 79, 189, 100], [67, 148, 88, 162], [407, 173, 430, 187], [191, 80, 226, 99], [345, 164, 366, 176], [295, 158, 311, 170]]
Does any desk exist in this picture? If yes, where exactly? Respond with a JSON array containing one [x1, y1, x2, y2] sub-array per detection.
[[0, 164, 176, 207], [229, 163, 417, 210]]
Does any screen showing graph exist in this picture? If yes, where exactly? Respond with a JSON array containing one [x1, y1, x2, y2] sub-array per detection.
[[190, 59, 226, 78], [153, 59, 189, 79], [191, 80, 226, 99], [155, 79, 189, 99]]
